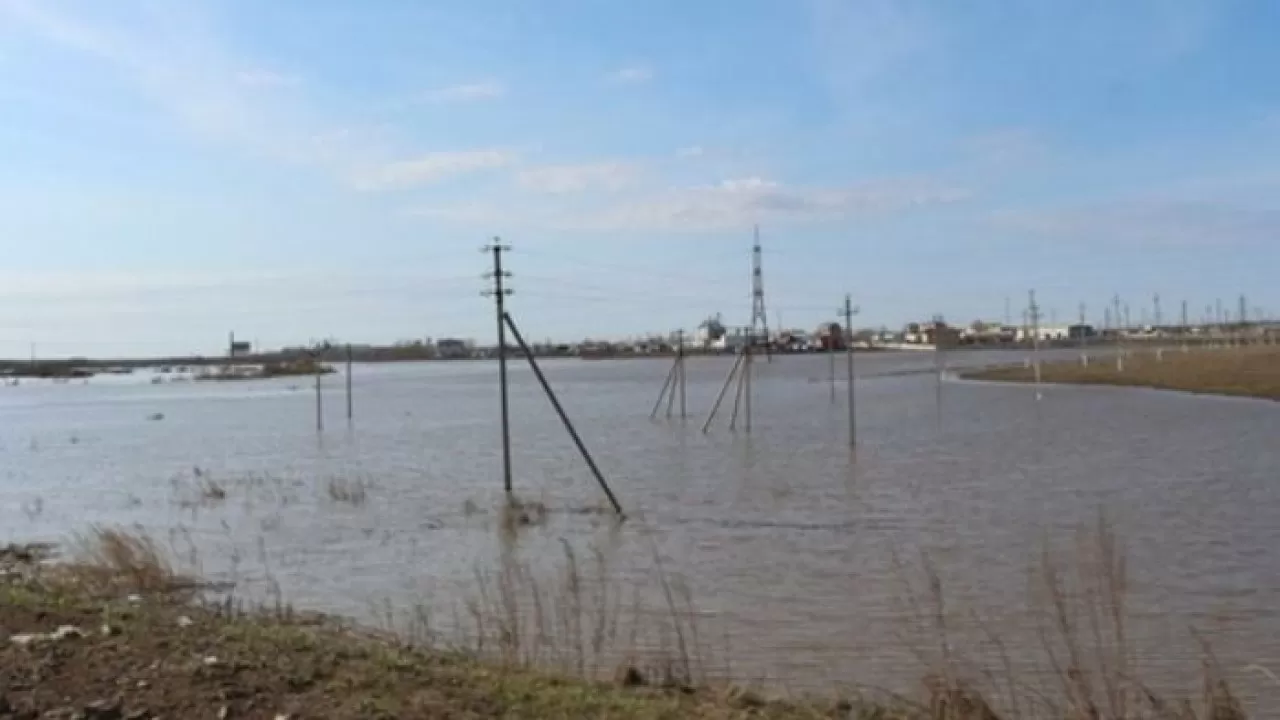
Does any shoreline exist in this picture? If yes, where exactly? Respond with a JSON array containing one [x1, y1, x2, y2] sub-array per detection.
[[1, 526, 1257, 719], [961, 345, 1280, 402]]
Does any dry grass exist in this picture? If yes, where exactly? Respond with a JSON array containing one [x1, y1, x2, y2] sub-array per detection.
[[326, 477, 368, 506], [16, 522, 1257, 718], [59, 526, 194, 597], [967, 345, 1280, 401]]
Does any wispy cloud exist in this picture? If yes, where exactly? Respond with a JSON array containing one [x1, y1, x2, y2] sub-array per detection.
[[235, 69, 300, 88], [426, 80, 506, 103], [515, 162, 640, 193], [354, 149, 516, 191], [0, 1, 379, 182], [407, 176, 967, 231], [607, 65, 653, 84], [992, 200, 1280, 248], [560, 177, 968, 231]]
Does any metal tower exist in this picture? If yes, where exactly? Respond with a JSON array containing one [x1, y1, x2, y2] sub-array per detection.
[[750, 225, 771, 360]]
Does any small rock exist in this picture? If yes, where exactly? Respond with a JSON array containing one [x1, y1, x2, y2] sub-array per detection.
[[126, 595, 142, 604], [216, 707, 228, 720], [176, 616, 194, 628], [135, 681, 149, 690], [10, 633, 41, 646], [124, 711, 152, 720], [51, 625, 83, 641], [83, 699, 123, 720], [100, 624, 121, 637], [202, 656, 219, 667]]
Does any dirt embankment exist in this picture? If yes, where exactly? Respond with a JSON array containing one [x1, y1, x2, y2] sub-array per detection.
[[964, 345, 1280, 401], [0, 539, 847, 720]]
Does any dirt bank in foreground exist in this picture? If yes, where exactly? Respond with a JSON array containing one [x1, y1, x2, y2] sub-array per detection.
[[963, 345, 1280, 401], [0, 542, 859, 720]]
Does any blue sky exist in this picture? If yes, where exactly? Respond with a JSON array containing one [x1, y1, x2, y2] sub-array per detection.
[[2, 0, 1278, 357]]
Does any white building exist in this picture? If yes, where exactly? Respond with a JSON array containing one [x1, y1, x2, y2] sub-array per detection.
[[1015, 325, 1071, 342]]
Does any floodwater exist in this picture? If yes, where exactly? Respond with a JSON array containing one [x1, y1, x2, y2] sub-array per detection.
[[2, 350, 1278, 709]]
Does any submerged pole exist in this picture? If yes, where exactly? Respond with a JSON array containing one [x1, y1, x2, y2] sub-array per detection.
[[314, 354, 323, 432], [677, 329, 687, 419], [702, 351, 744, 433], [650, 362, 677, 419], [840, 295, 859, 447], [503, 312, 624, 516], [345, 344, 353, 421]]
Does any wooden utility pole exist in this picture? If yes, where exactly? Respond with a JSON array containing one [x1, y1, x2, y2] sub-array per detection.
[[483, 239, 514, 495], [314, 350, 324, 432], [345, 344, 353, 421], [1028, 290, 1042, 398], [677, 329, 686, 418], [841, 294, 858, 448]]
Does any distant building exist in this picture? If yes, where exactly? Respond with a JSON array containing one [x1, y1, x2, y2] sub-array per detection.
[[435, 338, 469, 359]]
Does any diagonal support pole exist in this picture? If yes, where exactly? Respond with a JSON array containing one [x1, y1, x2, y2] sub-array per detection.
[[702, 351, 744, 433], [649, 361, 677, 419], [503, 312, 624, 517]]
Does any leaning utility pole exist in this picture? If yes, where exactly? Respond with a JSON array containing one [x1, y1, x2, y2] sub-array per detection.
[[482, 239, 514, 495], [840, 294, 859, 448], [750, 225, 771, 362]]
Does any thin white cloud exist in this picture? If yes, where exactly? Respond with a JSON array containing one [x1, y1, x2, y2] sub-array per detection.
[[427, 81, 506, 103], [607, 65, 653, 84], [406, 176, 967, 232], [993, 201, 1280, 248], [560, 177, 967, 231], [354, 149, 516, 191], [515, 162, 640, 193], [235, 69, 300, 88], [0, 1, 384, 184]]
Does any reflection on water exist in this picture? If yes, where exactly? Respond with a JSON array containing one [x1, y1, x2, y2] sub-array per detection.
[[2, 351, 1278, 709]]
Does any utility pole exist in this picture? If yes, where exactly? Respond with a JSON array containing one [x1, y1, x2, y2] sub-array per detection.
[[1078, 302, 1088, 365], [1004, 296, 1012, 327], [1029, 290, 1042, 398], [1239, 294, 1248, 325], [1153, 293, 1162, 328], [750, 225, 771, 362], [314, 349, 323, 433], [482, 239, 514, 495], [1181, 299, 1190, 353], [345, 343, 353, 422], [840, 294, 859, 448], [677, 329, 686, 418]]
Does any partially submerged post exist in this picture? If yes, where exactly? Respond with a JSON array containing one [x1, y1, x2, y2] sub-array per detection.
[[702, 351, 745, 433], [482, 239, 515, 495], [841, 294, 858, 448], [1029, 290, 1042, 398], [649, 329, 688, 420], [345, 343, 353, 422], [503, 312, 624, 517], [314, 350, 324, 432], [677, 329, 687, 419]]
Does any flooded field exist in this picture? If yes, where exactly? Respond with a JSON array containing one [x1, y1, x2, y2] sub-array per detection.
[[2, 350, 1278, 709]]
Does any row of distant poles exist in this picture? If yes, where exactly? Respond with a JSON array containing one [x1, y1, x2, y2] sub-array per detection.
[[647, 227, 862, 448]]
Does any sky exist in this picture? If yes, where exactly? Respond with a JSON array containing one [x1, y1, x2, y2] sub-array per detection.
[[2, 0, 1279, 357]]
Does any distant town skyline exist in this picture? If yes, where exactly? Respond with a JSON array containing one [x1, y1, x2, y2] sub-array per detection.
[[2, 1, 1279, 357]]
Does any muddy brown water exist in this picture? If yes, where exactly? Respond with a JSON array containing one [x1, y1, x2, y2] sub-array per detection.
[[2, 350, 1278, 709]]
